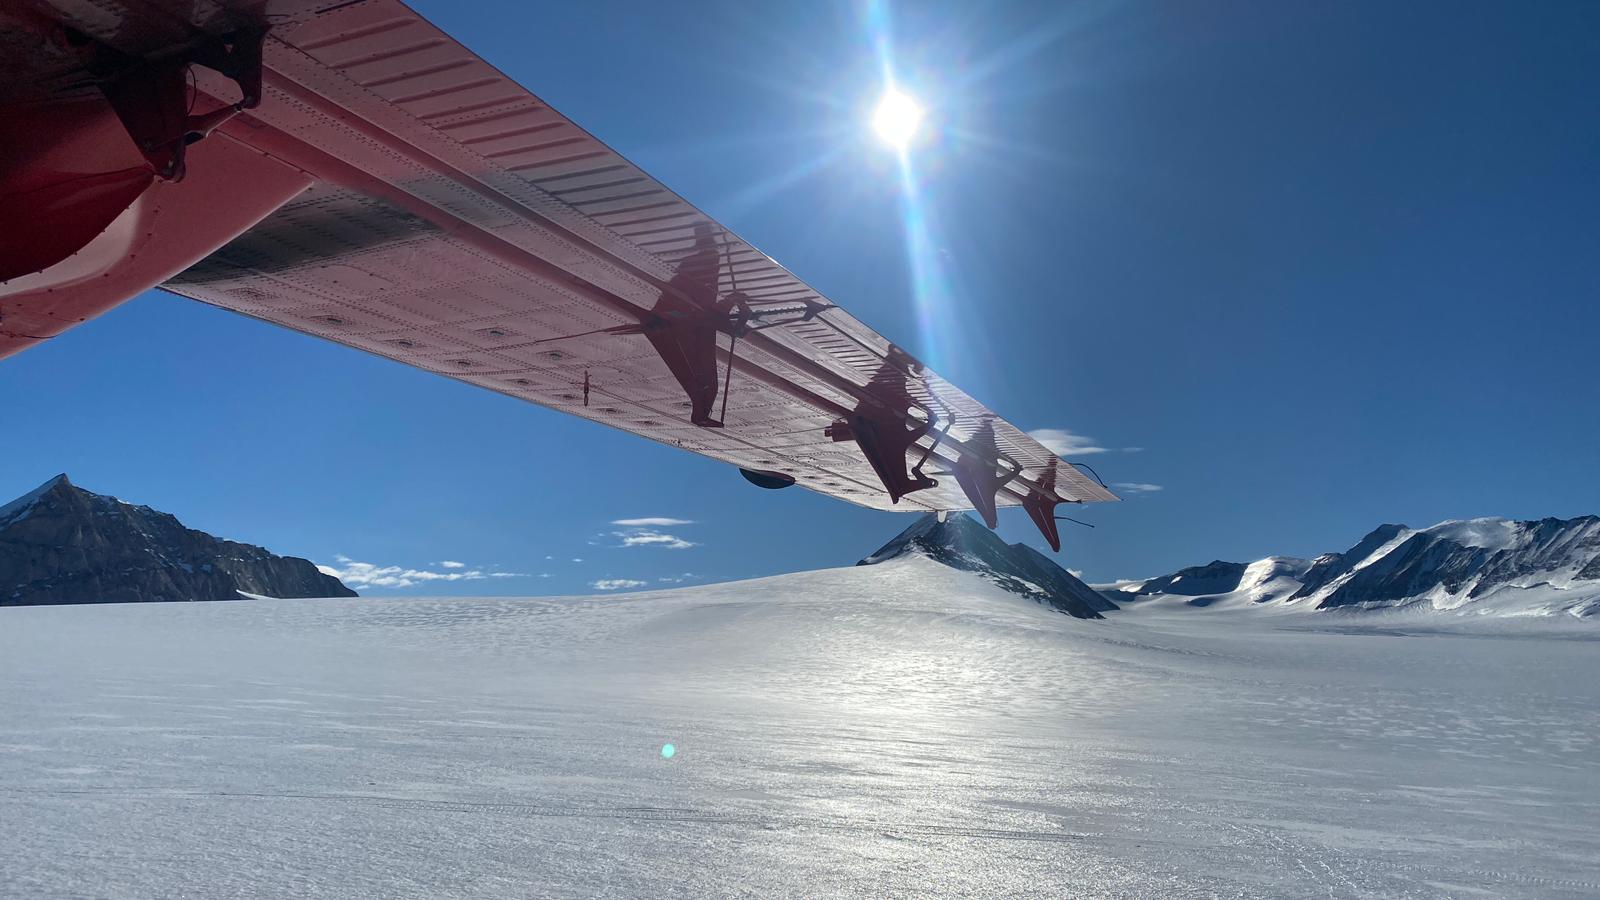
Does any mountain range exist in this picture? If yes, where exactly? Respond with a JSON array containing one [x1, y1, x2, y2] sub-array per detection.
[[1106, 516, 1600, 618], [5, 472, 1596, 621]]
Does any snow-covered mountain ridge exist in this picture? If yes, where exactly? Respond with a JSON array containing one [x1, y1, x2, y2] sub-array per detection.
[[1105, 516, 1600, 618], [860, 513, 1114, 619]]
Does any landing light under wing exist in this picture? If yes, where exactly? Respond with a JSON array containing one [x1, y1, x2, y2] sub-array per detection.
[[0, 0, 1117, 548]]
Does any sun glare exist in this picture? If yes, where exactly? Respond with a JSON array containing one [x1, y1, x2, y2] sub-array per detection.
[[872, 87, 924, 149]]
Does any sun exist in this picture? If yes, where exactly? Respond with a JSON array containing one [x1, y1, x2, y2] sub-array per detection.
[[872, 87, 924, 150]]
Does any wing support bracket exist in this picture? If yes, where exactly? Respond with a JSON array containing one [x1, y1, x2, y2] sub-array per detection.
[[825, 410, 939, 504], [66, 25, 267, 182], [952, 452, 1022, 529], [911, 404, 956, 483], [946, 418, 1022, 528], [1020, 461, 1093, 553], [1023, 492, 1065, 553], [823, 344, 946, 505]]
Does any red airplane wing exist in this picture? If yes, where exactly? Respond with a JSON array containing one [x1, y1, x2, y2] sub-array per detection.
[[1, 0, 1116, 540]]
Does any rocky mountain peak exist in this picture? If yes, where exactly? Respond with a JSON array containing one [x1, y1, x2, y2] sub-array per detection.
[[858, 513, 1112, 619], [0, 473, 72, 525], [0, 475, 355, 605]]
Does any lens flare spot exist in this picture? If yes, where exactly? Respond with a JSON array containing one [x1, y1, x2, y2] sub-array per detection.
[[660, 743, 676, 759]]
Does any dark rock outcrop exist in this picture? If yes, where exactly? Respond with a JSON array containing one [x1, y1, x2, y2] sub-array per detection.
[[0, 475, 356, 605], [1289, 524, 1408, 601], [1125, 560, 1249, 598], [859, 513, 1111, 619]]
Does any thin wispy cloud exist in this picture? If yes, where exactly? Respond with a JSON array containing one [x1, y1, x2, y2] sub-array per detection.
[[1029, 428, 1149, 459], [610, 517, 700, 551], [591, 578, 648, 591], [613, 529, 697, 550], [1027, 428, 1109, 456], [316, 556, 527, 589], [437, 560, 465, 569], [1113, 482, 1164, 494]]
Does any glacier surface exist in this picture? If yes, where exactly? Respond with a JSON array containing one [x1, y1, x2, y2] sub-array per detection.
[[2, 559, 1597, 898]]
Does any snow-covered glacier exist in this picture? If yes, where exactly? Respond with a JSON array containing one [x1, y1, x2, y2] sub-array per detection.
[[2, 558, 1597, 898]]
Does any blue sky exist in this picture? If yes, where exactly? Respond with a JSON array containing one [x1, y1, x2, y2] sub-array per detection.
[[3, 0, 1597, 593]]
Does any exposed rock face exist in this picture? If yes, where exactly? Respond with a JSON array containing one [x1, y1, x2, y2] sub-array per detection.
[[1011, 544, 1120, 614], [0, 475, 356, 605], [1130, 560, 1250, 598], [1289, 524, 1409, 600], [1313, 516, 1600, 611], [859, 513, 1111, 619], [1109, 516, 1600, 618]]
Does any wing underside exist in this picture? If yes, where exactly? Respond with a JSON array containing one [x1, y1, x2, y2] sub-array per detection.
[[34, 0, 1117, 519]]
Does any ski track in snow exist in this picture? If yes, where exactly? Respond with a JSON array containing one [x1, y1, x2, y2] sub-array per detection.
[[1, 559, 1597, 898]]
